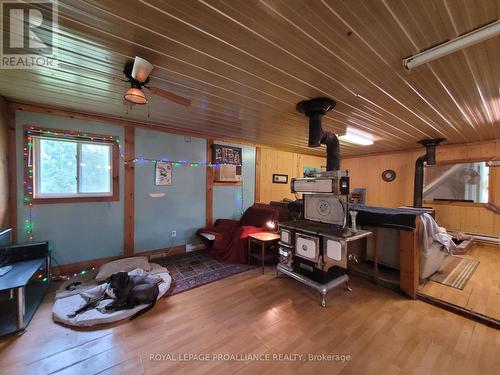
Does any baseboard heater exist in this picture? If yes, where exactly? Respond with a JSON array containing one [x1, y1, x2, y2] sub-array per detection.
[[449, 231, 500, 245]]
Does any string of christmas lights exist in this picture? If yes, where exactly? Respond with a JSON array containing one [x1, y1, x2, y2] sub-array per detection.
[[22, 126, 246, 277], [25, 126, 241, 166], [51, 266, 97, 282], [23, 132, 34, 240], [22, 126, 243, 240]]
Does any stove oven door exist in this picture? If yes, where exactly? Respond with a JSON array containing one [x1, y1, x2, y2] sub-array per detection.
[[278, 244, 294, 270], [295, 232, 320, 263], [279, 228, 293, 247], [323, 236, 347, 270]]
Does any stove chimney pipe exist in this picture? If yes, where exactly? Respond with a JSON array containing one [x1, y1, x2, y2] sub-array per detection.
[[296, 97, 339, 171], [413, 138, 445, 207]]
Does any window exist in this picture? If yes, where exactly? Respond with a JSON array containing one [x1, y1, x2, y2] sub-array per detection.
[[423, 161, 490, 203], [26, 128, 118, 202]]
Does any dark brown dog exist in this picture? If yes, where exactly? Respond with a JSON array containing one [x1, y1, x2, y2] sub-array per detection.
[[105, 272, 160, 319]]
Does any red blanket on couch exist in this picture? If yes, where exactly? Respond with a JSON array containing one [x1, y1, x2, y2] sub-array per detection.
[[197, 205, 279, 263]]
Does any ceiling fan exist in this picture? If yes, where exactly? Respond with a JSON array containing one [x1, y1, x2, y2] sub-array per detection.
[[123, 56, 191, 106]]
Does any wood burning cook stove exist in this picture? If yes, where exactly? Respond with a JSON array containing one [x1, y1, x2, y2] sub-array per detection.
[[277, 171, 372, 307], [276, 98, 372, 307]]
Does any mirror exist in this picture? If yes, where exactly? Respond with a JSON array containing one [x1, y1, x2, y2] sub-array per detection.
[[423, 161, 491, 203]]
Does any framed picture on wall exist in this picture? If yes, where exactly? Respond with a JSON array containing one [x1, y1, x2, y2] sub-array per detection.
[[303, 167, 321, 177], [272, 174, 288, 184], [155, 161, 172, 186], [212, 144, 242, 165]]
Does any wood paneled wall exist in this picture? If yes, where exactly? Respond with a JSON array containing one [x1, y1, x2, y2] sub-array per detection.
[[256, 147, 325, 203], [0, 97, 9, 230], [257, 139, 500, 236]]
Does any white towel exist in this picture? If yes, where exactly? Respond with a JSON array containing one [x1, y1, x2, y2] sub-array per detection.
[[420, 213, 456, 254]]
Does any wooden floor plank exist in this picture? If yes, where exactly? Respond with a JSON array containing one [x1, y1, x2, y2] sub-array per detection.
[[419, 244, 500, 321], [0, 267, 499, 375]]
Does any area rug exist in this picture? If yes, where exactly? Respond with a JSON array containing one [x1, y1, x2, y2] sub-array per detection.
[[430, 255, 479, 290], [153, 250, 256, 295]]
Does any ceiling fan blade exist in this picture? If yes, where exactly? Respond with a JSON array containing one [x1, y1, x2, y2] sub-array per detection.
[[147, 86, 192, 106], [131, 56, 153, 83]]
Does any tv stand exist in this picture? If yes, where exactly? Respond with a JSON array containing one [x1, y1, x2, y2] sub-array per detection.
[[0, 242, 50, 336], [0, 265, 13, 277]]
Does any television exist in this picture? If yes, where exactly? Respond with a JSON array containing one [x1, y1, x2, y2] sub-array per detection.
[[0, 228, 12, 247], [0, 228, 13, 277]]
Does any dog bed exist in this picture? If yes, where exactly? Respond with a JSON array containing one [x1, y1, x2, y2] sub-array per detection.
[[53, 264, 171, 327]]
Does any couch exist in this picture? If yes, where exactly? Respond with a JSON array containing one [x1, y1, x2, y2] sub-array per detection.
[[197, 204, 279, 263]]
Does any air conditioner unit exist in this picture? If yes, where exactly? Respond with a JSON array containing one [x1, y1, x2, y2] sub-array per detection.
[[215, 164, 242, 182]]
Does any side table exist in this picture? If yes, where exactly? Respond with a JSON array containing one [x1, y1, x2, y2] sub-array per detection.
[[248, 232, 280, 274]]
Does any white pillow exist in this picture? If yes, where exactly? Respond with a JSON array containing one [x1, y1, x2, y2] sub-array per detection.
[[95, 256, 151, 282]]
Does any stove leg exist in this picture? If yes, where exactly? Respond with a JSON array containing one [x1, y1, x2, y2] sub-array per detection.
[[320, 292, 326, 308]]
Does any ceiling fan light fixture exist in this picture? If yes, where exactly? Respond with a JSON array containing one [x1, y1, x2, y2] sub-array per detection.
[[124, 87, 148, 105], [131, 56, 154, 82]]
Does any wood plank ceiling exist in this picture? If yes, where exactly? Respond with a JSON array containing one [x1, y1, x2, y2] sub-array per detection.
[[0, 0, 499, 157]]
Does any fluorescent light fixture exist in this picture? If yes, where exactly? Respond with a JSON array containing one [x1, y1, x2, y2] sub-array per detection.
[[402, 20, 500, 70], [339, 127, 374, 145]]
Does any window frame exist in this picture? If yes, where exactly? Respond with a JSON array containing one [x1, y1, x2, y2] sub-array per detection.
[[24, 126, 119, 204], [422, 158, 497, 208]]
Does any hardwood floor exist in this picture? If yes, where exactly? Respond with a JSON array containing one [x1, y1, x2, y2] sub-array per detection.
[[419, 244, 500, 321], [0, 268, 499, 375]]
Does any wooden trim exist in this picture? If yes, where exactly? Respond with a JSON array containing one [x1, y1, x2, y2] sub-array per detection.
[[23, 124, 119, 143], [10, 101, 319, 157], [372, 228, 379, 284], [255, 147, 261, 203], [213, 181, 241, 186], [423, 158, 496, 207], [416, 292, 500, 329], [124, 127, 135, 257], [8, 103, 500, 162], [399, 221, 420, 299], [489, 167, 496, 204], [7, 107, 17, 241], [11, 101, 258, 147], [423, 200, 485, 208], [338, 140, 500, 162], [433, 157, 499, 166], [23, 125, 120, 204], [31, 196, 119, 204], [53, 245, 187, 277], [138, 244, 186, 258], [206, 138, 214, 227], [31, 144, 119, 205], [54, 255, 120, 277]]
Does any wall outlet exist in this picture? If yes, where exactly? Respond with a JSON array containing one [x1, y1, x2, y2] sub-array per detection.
[[171, 230, 176, 238]]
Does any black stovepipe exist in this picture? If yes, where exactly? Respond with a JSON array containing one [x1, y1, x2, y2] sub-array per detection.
[[297, 97, 340, 172], [413, 138, 445, 207]]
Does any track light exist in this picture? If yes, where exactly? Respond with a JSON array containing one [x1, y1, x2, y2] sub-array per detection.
[[402, 20, 500, 70]]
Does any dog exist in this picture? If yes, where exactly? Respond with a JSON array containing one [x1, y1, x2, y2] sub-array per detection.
[[105, 272, 160, 319], [67, 294, 108, 318]]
